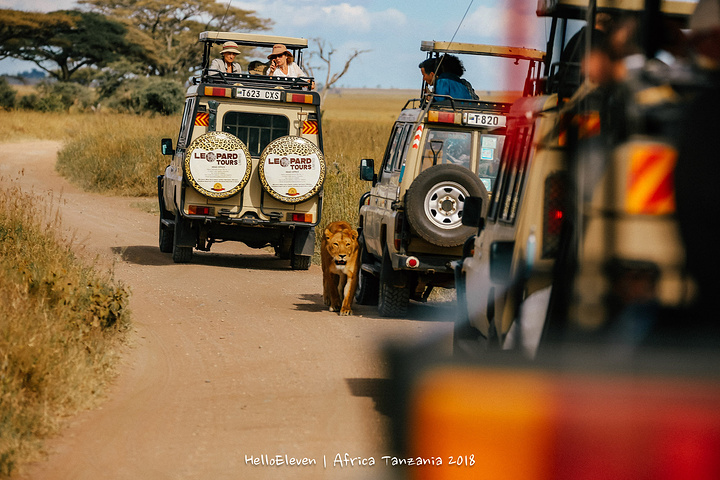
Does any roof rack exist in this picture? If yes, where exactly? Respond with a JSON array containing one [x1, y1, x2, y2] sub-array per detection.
[[421, 41, 545, 62], [199, 31, 308, 50], [198, 70, 313, 91], [536, 0, 694, 21], [197, 31, 313, 90]]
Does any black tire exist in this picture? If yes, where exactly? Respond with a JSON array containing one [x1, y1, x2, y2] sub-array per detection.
[[355, 268, 379, 305], [290, 253, 311, 270], [355, 233, 379, 305], [406, 164, 488, 247], [377, 249, 410, 318], [159, 217, 173, 253], [172, 215, 193, 263]]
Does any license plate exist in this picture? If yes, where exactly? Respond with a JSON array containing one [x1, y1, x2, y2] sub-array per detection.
[[235, 88, 282, 101], [464, 113, 506, 127]]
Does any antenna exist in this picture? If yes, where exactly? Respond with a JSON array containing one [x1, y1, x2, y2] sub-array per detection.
[[434, 0, 475, 77], [218, 0, 233, 32]]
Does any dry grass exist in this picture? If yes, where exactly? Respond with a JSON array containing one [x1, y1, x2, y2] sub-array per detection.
[[55, 114, 178, 196], [0, 110, 87, 143], [0, 185, 130, 476]]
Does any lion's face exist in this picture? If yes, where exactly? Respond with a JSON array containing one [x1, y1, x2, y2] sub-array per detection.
[[325, 231, 358, 266]]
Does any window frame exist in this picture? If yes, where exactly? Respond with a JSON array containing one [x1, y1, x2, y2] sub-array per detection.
[[221, 111, 291, 157]]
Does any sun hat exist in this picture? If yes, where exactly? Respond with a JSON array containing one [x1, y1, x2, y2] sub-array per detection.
[[268, 44, 290, 59], [690, 0, 720, 34], [221, 41, 241, 55]]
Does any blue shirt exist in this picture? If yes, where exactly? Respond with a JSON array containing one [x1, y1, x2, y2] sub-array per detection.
[[434, 73, 475, 100]]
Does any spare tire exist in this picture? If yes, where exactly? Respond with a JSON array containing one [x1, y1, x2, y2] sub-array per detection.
[[184, 131, 252, 199], [259, 136, 325, 203], [406, 164, 488, 247]]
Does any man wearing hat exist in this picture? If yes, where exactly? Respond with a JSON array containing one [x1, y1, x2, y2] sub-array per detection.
[[210, 41, 242, 74]]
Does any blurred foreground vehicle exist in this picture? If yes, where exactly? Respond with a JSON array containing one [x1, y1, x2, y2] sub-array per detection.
[[386, 345, 720, 480], [383, 1, 720, 479], [159, 32, 323, 269], [356, 41, 544, 317], [455, 0, 697, 355]]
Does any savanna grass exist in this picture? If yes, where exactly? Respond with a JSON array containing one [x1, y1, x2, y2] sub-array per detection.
[[56, 114, 179, 196], [0, 110, 86, 143], [0, 185, 130, 476]]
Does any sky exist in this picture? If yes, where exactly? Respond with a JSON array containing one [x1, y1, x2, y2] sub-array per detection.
[[0, 0, 698, 91]]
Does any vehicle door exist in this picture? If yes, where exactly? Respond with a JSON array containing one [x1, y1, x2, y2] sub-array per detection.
[[364, 121, 413, 255]]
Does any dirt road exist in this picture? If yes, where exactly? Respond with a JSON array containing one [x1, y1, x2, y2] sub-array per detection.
[[2, 141, 454, 480]]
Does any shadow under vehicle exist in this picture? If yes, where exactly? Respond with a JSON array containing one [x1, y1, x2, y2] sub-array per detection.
[[454, 0, 696, 356], [159, 32, 324, 269], [355, 40, 545, 318]]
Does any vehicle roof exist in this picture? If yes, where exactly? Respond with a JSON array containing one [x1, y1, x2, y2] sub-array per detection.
[[199, 31, 308, 49], [536, 0, 695, 20], [421, 41, 546, 62]]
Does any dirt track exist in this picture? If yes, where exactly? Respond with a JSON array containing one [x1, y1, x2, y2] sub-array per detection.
[[2, 141, 454, 480]]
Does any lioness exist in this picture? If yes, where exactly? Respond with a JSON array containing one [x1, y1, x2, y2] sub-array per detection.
[[321, 221, 359, 316]]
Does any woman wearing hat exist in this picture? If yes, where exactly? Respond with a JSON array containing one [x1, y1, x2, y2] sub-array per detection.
[[267, 44, 307, 78], [210, 41, 242, 74]]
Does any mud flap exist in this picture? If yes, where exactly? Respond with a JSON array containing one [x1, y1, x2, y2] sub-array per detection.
[[293, 227, 315, 256], [381, 248, 408, 288], [174, 214, 197, 248]]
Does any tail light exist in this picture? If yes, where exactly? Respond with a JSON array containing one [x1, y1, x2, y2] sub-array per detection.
[[408, 366, 720, 480], [188, 205, 213, 215], [542, 172, 567, 259], [289, 213, 313, 223], [204, 86, 233, 97], [427, 110, 462, 125], [394, 213, 405, 251], [286, 93, 314, 104]]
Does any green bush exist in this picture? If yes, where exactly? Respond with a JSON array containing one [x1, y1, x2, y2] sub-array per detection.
[[15, 82, 96, 112], [0, 77, 16, 110], [17, 93, 39, 110]]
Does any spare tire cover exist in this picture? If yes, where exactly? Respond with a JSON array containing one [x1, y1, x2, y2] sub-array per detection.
[[259, 136, 325, 203], [184, 131, 252, 199]]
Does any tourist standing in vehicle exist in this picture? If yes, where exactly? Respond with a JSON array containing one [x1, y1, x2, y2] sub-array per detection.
[[267, 44, 314, 88], [268, 44, 306, 77], [210, 41, 242, 74], [419, 55, 478, 100]]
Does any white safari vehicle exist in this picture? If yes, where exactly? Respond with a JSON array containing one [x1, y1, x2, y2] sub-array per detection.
[[159, 32, 324, 269], [356, 40, 545, 317]]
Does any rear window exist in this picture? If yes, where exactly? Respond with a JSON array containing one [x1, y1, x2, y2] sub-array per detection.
[[222, 112, 290, 156], [420, 129, 472, 171]]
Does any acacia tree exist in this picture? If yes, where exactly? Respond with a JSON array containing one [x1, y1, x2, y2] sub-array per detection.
[[306, 38, 369, 103], [80, 0, 271, 79], [0, 9, 139, 82]]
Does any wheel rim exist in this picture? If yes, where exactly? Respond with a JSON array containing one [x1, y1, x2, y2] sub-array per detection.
[[423, 181, 469, 229]]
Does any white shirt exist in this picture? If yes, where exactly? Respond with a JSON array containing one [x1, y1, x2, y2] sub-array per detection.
[[269, 63, 307, 78]]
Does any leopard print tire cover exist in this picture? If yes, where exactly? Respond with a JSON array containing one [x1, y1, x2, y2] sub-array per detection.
[[259, 136, 326, 203], [184, 131, 252, 199]]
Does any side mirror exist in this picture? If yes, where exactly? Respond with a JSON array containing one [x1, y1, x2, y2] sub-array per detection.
[[161, 138, 175, 156], [359, 158, 377, 184], [461, 196, 485, 230]]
